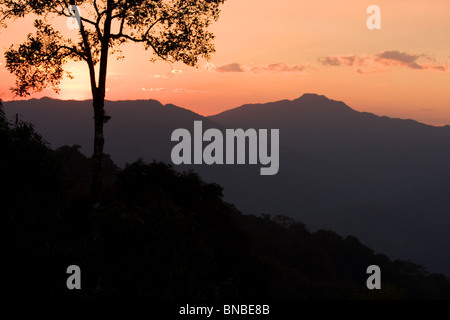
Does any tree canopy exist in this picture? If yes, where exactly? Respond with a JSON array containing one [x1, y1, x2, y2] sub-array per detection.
[[1, 0, 225, 96], [0, 0, 226, 202]]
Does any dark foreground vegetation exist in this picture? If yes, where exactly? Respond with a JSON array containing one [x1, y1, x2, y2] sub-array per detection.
[[1, 103, 449, 300]]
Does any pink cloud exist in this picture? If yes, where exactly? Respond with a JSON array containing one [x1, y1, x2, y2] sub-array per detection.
[[318, 51, 447, 73], [216, 63, 244, 73], [215, 62, 310, 73], [141, 87, 212, 94]]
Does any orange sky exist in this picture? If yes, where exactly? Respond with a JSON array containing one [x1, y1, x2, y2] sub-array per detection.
[[1, 0, 449, 125]]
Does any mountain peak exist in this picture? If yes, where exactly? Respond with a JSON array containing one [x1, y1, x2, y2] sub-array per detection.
[[295, 93, 330, 103], [38, 96, 55, 101], [293, 93, 354, 113]]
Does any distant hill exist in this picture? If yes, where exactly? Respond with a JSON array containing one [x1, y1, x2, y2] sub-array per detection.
[[210, 93, 450, 195], [4, 97, 219, 166], [4, 94, 450, 275], [3, 107, 449, 299], [209, 93, 450, 275], [304, 176, 450, 275]]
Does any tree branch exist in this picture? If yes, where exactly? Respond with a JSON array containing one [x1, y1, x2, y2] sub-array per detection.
[[97, 0, 113, 95], [58, 44, 85, 60], [110, 16, 164, 40], [93, 0, 100, 17], [78, 19, 98, 94]]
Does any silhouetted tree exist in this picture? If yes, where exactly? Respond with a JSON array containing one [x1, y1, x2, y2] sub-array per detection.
[[0, 0, 225, 205]]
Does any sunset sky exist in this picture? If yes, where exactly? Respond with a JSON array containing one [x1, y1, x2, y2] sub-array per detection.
[[0, 0, 449, 125]]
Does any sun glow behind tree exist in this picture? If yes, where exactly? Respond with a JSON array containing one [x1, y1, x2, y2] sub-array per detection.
[[0, 0, 226, 205]]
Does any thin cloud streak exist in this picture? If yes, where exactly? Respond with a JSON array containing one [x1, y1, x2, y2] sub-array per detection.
[[318, 51, 447, 73], [214, 62, 311, 74], [141, 87, 213, 94]]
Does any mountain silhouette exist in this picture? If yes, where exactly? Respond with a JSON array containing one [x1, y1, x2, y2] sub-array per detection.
[[4, 98, 219, 166], [211, 93, 450, 195], [4, 94, 450, 275]]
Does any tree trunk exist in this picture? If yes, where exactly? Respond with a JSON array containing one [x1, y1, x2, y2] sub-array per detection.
[[89, 0, 112, 207], [91, 93, 105, 207]]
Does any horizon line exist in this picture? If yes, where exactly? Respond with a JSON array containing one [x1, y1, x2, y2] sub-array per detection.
[[2, 95, 449, 128]]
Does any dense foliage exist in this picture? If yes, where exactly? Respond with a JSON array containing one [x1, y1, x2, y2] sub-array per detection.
[[1, 102, 449, 300]]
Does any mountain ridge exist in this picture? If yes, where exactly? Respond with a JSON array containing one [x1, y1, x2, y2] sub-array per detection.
[[209, 93, 441, 129], [6, 94, 449, 128], [4, 93, 450, 275]]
